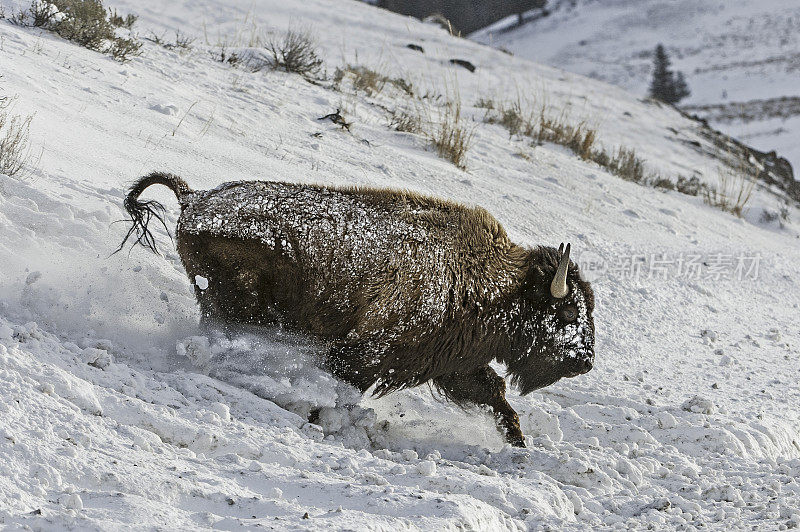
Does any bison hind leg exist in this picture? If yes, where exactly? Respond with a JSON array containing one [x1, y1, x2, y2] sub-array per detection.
[[435, 366, 525, 447]]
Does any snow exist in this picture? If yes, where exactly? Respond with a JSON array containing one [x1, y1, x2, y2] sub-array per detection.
[[472, 0, 800, 175], [194, 275, 209, 290], [1, 0, 800, 529]]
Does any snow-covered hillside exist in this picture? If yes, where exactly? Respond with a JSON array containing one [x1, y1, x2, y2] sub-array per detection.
[[1, 0, 800, 529], [472, 0, 800, 178]]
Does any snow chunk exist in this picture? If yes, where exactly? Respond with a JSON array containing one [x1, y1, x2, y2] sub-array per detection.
[[133, 434, 152, 452], [361, 472, 389, 485], [417, 460, 436, 476], [194, 275, 209, 290], [401, 449, 418, 461], [149, 103, 179, 115], [210, 402, 231, 422], [177, 336, 212, 367], [477, 464, 497, 476], [524, 406, 563, 442], [656, 411, 678, 429], [0, 322, 12, 340], [31, 464, 62, 489], [682, 395, 714, 415], [81, 347, 112, 369], [13, 322, 43, 342], [317, 407, 347, 433], [60, 493, 83, 510], [701, 329, 718, 342]]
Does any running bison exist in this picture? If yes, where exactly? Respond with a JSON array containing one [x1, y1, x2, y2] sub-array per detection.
[[120, 172, 595, 446]]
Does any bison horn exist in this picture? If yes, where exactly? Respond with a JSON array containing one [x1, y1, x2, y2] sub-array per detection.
[[550, 242, 571, 298]]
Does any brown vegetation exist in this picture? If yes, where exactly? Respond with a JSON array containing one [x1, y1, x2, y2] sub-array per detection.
[[16, 0, 141, 61], [703, 166, 755, 217], [0, 96, 33, 178], [333, 65, 415, 98], [429, 99, 473, 170], [389, 105, 423, 134], [266, 29, 323, 77]]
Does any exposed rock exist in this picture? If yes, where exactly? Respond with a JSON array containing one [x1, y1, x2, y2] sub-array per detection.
[[679, 109, 797, 202], [449, 59, 475, 72]]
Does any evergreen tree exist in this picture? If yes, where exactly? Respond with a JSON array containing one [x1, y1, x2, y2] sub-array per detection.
[[648, 44, 691, 104], [673, 72, 691, 101], [649, 44, 674, 102]]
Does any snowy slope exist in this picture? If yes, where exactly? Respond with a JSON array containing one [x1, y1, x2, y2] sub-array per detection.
[[1, 0, 800, 529], [472, 0, 800, 176]]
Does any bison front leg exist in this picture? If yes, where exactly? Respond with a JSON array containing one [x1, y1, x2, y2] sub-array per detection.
[[435, 366, 525, 447], [325, 342, 379, 394]]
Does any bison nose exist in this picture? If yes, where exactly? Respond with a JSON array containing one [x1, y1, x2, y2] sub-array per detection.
[[570, 358, 593, 376]]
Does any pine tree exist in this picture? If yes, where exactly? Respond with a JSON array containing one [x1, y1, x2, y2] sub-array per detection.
[[648, 44, 691, 104], [649, 44, 674, 103], [673, 72, 691, 101]]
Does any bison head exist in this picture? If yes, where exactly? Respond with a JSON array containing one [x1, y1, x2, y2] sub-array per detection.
[[503, 243, 595, 394]]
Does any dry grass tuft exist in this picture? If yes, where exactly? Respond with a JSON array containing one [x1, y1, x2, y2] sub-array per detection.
[[486, 101, 526, 139], [0, 97, 34, 178], [675, 175, 703, 196], [149, 31, 194, 52], [481, 95, 758, 217], [475, 97, 495, 110], [605, 147, 646, 183], [351, 66, 386, 95], [485, 99, 598, 160], [211, 42, 242, 66], [428, 100, 473, 170], [107, 8, 135, 29], [389, 105, 424, 134], [534, 110, 598, 161], [485, 99, 530, 138], [334, 64, 415, 98], [334, 65, 386, 96], [652, 176, 675, 190], [389, 77, 415, 97], [266, 28, 322, 78], [703, 165, 755, 217], [482, 97, 668, 185]]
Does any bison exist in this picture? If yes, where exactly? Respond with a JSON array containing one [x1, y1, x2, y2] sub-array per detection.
[[120, 172, 595, 446]]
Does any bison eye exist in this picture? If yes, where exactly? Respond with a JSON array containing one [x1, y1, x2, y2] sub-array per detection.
[[560, 305, 578, 322]]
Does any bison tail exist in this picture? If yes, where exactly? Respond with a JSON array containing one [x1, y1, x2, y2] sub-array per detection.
[[115, 172, 192, 255]]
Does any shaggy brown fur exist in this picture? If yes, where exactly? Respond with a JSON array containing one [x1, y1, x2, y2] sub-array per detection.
[[120, 172, 596, 446]]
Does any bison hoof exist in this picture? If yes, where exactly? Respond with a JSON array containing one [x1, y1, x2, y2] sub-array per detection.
[[504, 429, 526, 447]]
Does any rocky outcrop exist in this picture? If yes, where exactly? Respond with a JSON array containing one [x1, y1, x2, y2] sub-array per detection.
[[683, 111, 797, 202]]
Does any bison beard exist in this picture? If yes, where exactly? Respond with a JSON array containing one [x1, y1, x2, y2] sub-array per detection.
[[119, 172, 596, 447]]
